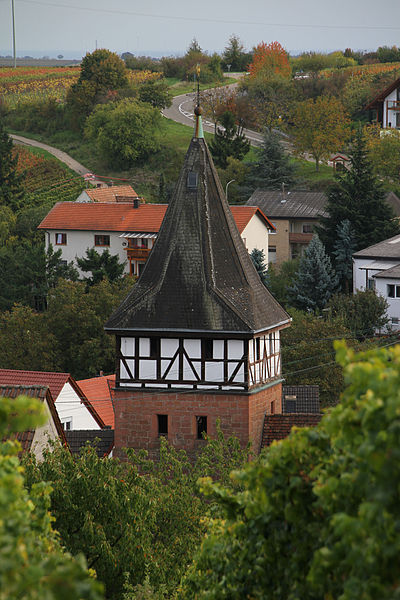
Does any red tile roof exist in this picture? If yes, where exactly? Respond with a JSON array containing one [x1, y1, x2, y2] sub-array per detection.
[[0, 369, 70, 400], [0, 384, 67, 450], [0, 369, 106, 429], [84, 185, 138, 202], [38, 203, 274, 234], [262, 413, 322, 448], [77, 374, 115, 428]]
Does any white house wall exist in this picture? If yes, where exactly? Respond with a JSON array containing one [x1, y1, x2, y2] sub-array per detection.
[[241, 215, 269, 262], [374, 277, 400, 330], [31, 399, 60, 460], [383, 88, 398, 128], [56, 382, 101, 430], [353, 257, 400, 292], [44, 230, 129, 276]]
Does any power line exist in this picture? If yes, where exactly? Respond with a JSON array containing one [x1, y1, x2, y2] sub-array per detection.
[[18, 0, 400, 31]]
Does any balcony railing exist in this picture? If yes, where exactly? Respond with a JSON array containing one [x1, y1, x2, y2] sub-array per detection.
[[126, 247, 151, 259], [289, 232, 313, 244]]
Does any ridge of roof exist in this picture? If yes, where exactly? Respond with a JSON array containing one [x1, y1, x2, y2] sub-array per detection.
[[353, 233, 400, 258], [105, 138, 290, 333]]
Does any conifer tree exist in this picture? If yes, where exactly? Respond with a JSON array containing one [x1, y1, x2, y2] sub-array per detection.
[[332, 219, 356, 293], [0, 122, 24, 211], [250, 248, 268, 286], [317, 129, 400, 255], [209, 111, 250, 168], [243, 129, 297, 193], [288, 234, 338, 312], [76, 248, 125, 286]]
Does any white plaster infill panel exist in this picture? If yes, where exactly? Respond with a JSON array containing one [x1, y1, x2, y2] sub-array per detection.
[[55, 381, 101, 430]]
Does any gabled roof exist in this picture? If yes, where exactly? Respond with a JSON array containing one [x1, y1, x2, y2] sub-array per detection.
[[77, 374, 115, 428], [38, 202, 272, 234], [0, 369, 106, 429], [65, 429, 114, 457], [84, 185, 138, 202], [105, 137, 290, 334], [373, 263, 400, 279], [0, 384, 67, 450], [0, 369, 70, 399], [262, 413, 322, 448], [364, 77, 400, 110], [282, 385, 320, 414], [353, 233, 400, 260], [247, 190, 328, 219]]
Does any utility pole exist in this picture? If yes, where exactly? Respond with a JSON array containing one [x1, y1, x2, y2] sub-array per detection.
[[11, 0, 16, 68]]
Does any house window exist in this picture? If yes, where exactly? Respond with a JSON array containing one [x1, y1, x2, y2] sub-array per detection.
[[157, 414, 168, 437], [270, 401, 275, 414], [62, 417, 72, 431], [392, 317, 399, 324], [269, 246, 277, 263], [255, 338, 261, 361], [196, 416, 207, 439], [55, 233, 67, 245], [368, 279, 376, 291], [203, 338, 213, 360], [270, 222, 277, 234], [150, 337, 160, 359], [94, 234, 110, 246], [388, 284, 400, 298], [187, 171, 198, 189], [302, 224, 313, 233]]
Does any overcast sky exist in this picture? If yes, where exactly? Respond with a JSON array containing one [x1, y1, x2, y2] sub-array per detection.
[[1, 0, 400, 59]]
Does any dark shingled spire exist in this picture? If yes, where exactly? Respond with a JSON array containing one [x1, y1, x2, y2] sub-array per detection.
[[105, 137, 290, 334]]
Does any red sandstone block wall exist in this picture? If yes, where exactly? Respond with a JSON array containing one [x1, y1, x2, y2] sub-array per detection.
[[113, 383, 282, 459]]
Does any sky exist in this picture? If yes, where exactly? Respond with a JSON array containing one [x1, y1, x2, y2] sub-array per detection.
[[1, 0, 400, 59]]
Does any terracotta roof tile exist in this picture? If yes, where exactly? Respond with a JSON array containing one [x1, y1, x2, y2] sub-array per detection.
[[0, 369, 70, 400], [77, 375, 115, 428], [262, 413, 322, 448], [38, 203, 271, 235], [85, 185, 138, 202]]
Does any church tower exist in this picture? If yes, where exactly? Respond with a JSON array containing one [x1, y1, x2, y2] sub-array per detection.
[[105, 95, 291, 459]]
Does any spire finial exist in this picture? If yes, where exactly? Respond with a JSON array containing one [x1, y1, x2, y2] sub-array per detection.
[[194, 63, 204, 139]]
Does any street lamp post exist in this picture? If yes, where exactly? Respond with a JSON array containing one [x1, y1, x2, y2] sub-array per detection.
[[225, 179, 235, 202]]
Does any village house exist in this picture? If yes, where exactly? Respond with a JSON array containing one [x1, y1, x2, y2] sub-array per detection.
[[365, 76, 400, 129], [0, 384, 66, 460], [38, 201, 275, 278], [0, 369, 105, 431], [248, 189, 400, 266], [353, 233, 400, 330]]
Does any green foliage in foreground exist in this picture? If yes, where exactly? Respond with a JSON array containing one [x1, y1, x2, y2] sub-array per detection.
[[181, 342, 400, 599], [0, 395, 103, 600], [24, 428, 250, 599]]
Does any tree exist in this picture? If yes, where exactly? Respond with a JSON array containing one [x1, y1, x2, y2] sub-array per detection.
[[181, 342, 400, 599], [209, 111, 250, 168], [222, 34, 247, 71], [248, 41, 291, 79], [249, 248, 268, 286], [67, 49, 129, 126], [266, 258, 299, 307], [317, 129, 400, 254], [327, 289, 389, 337], [76, 248, 126, 286], [240, 71, 295, 131], [291, 96, 349, 171], [85, 99, 163, 168], [288, 234, 338, 312], [24, 427, 249, 599], [366, 125, 400, 182], [243, 129, 297, 192], [138, 78, 172, 109], [0, 395, 104, 600], [0, 123, 24, 211], [294, 51, 330, 76], [332, 219, 356, 293]]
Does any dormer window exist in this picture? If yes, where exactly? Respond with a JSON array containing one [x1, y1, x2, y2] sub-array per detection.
[[187, 171, 198, 189]]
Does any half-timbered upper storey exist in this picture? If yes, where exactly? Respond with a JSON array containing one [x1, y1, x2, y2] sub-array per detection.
[[105, 110, 290, 393]]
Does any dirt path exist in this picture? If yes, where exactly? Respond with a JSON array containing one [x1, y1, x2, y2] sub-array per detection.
[[11, 134, 103, 186]]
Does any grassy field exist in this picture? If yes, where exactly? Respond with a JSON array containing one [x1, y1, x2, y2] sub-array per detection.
[[166, 76, 237, 97]]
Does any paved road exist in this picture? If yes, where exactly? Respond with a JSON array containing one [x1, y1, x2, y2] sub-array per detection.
[[11, 133, 103, 186]]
